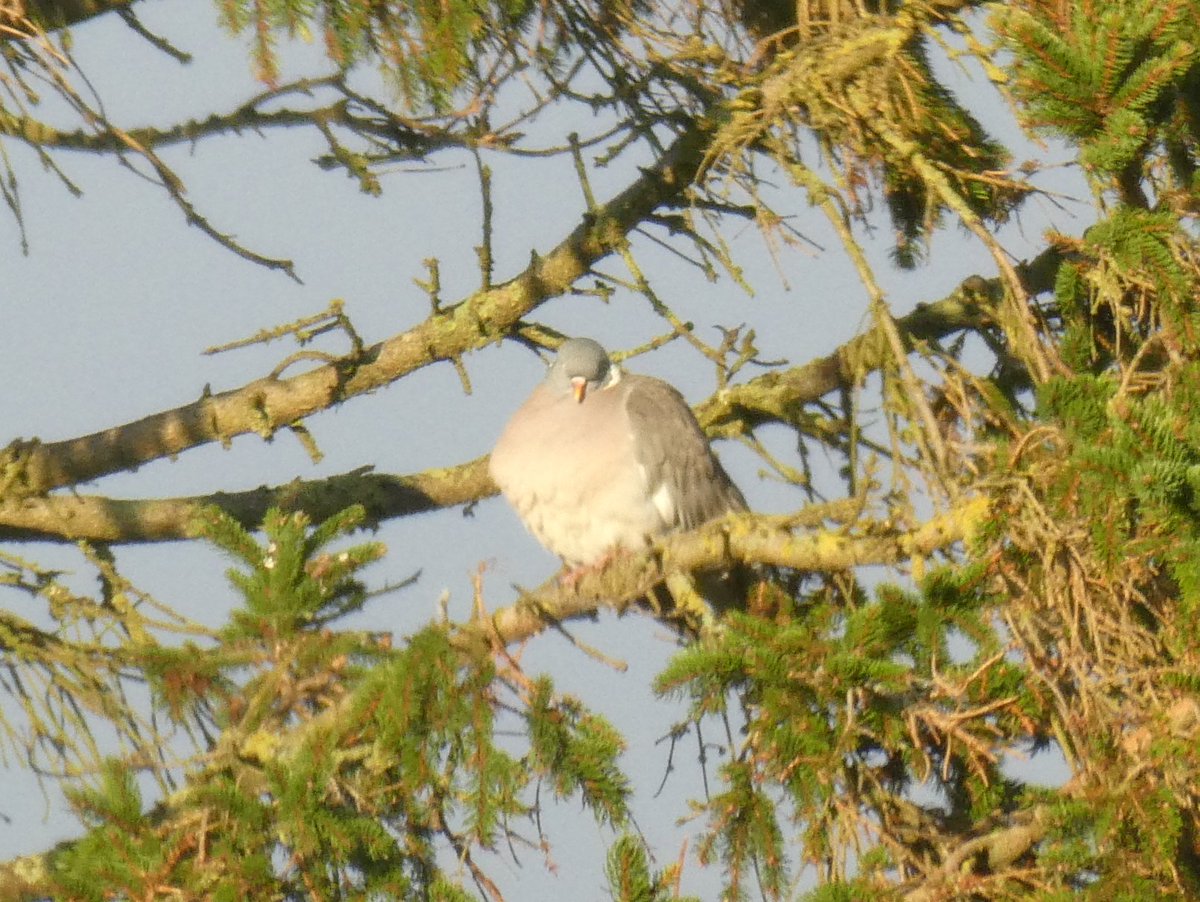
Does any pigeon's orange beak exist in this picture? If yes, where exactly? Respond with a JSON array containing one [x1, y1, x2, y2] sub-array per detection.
[[571, 377, 587, 403]]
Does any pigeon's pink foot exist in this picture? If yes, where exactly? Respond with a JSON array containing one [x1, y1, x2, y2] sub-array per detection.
[[558, 550, 620, 590]]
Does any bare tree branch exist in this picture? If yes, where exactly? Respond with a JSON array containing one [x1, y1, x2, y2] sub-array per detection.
[[0, 460, 492, 543], [1, 121, 715, 499]]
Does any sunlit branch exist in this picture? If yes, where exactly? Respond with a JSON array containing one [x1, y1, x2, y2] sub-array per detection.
[[0, 460, 493, 544], [1, 121, 716, 499], [459, 496, 989, 652]]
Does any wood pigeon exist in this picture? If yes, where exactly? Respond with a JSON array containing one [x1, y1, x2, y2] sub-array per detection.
[[489, 338, 747, 577]]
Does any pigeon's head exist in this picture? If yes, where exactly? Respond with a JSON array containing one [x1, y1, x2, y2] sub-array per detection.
[[547, 338, 620, 403]]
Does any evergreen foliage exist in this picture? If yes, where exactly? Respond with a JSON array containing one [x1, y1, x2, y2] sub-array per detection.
[[656, 569, 1041, 897], [32, 507, 631, 898], [217, 0, 538, 102], [3, 0, 1200, 898], [994, 0, 1200, 197], [605, 834, 701, 902]]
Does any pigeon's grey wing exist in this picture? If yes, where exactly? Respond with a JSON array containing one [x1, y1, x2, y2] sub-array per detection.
[[622, 375, 747, 532]]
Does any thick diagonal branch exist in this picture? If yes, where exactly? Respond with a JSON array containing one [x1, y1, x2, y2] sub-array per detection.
[[1, 122, 714, 499]]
